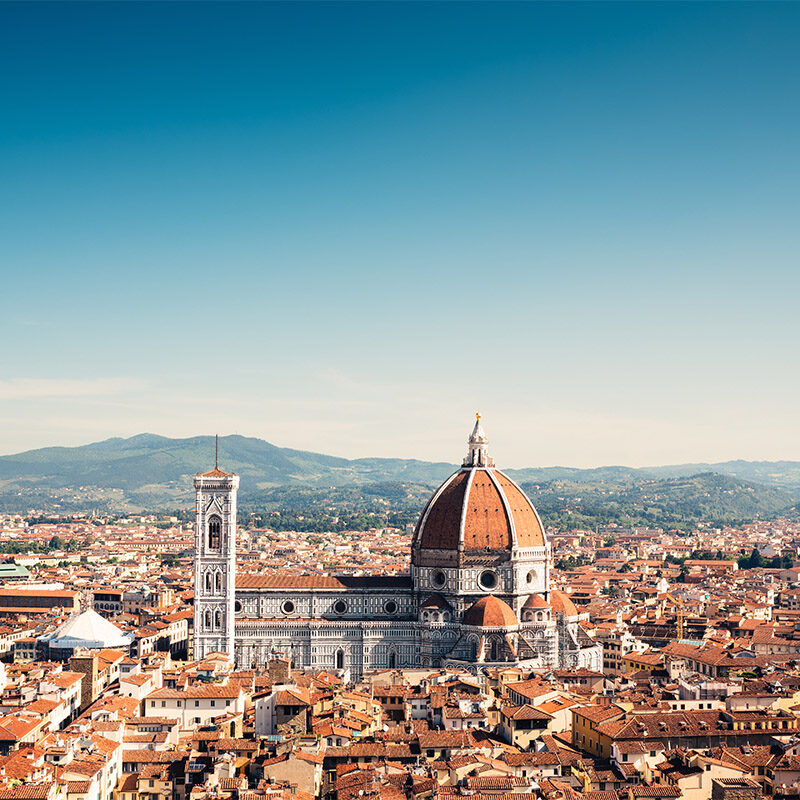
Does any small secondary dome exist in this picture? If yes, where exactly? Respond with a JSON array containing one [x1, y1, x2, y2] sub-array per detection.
[[549, 590, 579, 619], [420, 593, 451, 610], [463, 595, 519, 628], [412, 416, 546, 553], [523, 593, 551, 610]]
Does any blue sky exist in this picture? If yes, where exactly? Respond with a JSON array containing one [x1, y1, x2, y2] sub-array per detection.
[[1, 2, 798, 467]]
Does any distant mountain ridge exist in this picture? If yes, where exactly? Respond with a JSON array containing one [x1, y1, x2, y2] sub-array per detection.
[[0, 433, 798, 518]]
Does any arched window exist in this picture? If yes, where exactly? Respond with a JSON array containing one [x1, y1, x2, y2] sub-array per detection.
[[537, 611, 543, 622], [204, 610, 212, 629], [490, 638, 500, 661], [335, 649, 344, 670], [214, 610, 222, 629], [205, 572, 212, 593], [208, 516, 221, 550], [215, 572, 222, 592], [388, 650, 397, 668]]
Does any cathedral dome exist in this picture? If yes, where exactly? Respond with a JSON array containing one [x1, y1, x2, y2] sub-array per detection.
[[549, 590, 579, 618], [412, 416, 546, 554], [463, 595, 519, 628], [420, 593, 451, 610], [523, 593, 551, 610]]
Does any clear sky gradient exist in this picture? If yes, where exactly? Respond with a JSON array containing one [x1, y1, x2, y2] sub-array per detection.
[[1, 2, 798, 467]]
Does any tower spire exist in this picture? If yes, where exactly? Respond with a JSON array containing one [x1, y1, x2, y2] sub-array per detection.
[[463, 412, 494, 468]]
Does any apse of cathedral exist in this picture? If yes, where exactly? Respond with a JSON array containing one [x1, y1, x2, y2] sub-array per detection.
[[193, 417, 602, 677]]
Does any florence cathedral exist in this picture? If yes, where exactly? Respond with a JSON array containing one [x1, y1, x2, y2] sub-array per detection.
[[192, 417, 602, 678]]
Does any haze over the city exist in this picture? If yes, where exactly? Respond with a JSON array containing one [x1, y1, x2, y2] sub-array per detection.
[[1, 2, 798, 467]]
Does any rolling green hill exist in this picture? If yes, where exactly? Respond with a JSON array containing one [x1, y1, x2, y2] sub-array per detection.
[[0, 434, 797, 528], [0, 434, 456, 513]]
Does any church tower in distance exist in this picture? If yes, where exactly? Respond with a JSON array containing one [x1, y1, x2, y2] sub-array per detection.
[[193, 443, 239, 662]]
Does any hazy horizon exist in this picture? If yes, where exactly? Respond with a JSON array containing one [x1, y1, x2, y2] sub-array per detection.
[[2, 3, 798, 468], [1, 428, 797, 473]]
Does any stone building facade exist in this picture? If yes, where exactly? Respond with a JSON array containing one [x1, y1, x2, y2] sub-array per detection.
[[193, 417, 602, 678]]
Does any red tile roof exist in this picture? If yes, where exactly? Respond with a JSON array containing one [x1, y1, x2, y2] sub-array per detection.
[[463, 595, 518, 628], [413, 468, 545, 552]]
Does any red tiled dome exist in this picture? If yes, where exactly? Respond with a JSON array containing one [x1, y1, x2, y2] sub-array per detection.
[[463, 595, 519, 628], [420, 593, 451, 610], [412, 468, 545, 552], [523, 593, 551, 610], [549, 590, 579, 618]]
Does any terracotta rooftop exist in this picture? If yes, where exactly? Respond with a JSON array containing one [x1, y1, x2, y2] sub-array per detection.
[[413, 467, 545, 553], [549, 590, 579, 618], [463, 595, 518, 628], [523, 593, 551, 610], [236, 575, 411, 590]]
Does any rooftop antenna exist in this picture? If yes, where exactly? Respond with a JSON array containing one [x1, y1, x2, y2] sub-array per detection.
[[215, 434, 219, 469]]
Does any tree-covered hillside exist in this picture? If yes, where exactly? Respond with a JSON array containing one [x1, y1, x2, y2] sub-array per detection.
[[522, 473, 796, 531], [0, 434, 797, 528]]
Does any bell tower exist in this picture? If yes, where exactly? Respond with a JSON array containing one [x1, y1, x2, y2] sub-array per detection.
[[193, 439, 239, 661]]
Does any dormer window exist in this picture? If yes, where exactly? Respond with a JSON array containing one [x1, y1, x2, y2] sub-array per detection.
[[208, 516, 221, 549]]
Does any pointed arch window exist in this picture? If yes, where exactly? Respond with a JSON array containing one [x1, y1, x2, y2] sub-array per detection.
[[490, 638, 500, 661], [214, 610, 222, 629], [388, 650, 397, 669], [204, 610, 212, 629], [335, 649, 344, 670], [215, 572, 222, 593], [205, 572, 212, 593], [208, 516, 221, 550]]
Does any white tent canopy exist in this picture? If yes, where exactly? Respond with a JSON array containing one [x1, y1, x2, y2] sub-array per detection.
[[39, 608, 133, 650]]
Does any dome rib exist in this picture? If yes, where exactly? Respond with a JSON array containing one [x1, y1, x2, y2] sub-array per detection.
[[413, 471, 469, 551], [462, 469, 513, 551], [493, 472, 546, 548], [456, 467, 477, 551], [414, 468, 545, 553], [486, 468, 517, 547]]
